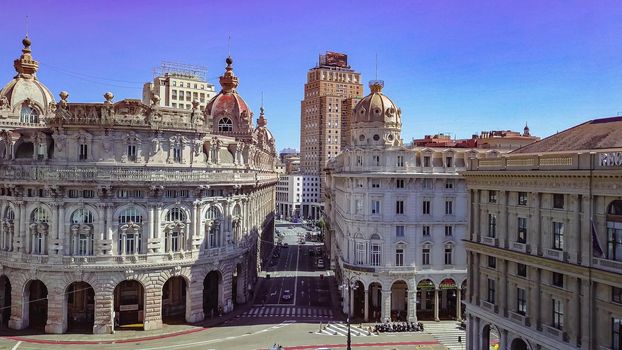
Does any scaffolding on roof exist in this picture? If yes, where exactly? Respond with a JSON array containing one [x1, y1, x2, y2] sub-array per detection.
[[153, 61, 208, 81]]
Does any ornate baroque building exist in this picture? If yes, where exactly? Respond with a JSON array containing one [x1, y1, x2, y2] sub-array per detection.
[[463, 117, 622, 350], [0, 38, 278, 334], [325, 80, 492, 323]]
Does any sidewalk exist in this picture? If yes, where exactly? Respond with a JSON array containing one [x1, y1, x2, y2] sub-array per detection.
[[0, 302, 253, 345]]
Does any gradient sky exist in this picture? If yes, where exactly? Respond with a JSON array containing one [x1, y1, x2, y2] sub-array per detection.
[[2, 0, 622, 151]]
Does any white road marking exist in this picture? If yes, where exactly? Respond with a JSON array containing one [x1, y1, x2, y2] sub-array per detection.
[[136, 321, 296, 350], [293, 245, 300, 305], [11, 341, 22, 350]]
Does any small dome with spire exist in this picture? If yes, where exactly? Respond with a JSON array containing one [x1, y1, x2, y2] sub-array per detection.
[[0, 37, 55, 119], [523, 122, 530, 136], [205, 57, 253, 136]]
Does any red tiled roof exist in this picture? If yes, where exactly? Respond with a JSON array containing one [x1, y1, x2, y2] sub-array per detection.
[[511, 116, 622, 154]]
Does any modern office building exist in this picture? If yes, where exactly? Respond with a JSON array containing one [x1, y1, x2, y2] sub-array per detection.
[[142, 61, 217, 110], [299, 52, 364, 220], [0, 37, 277, 334], [463, 117, 622, 350]]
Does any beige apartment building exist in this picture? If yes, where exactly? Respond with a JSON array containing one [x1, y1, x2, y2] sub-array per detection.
[[299, 52, 363, 219], [143, 62, 216, 110], [463, 117, 622, 350]]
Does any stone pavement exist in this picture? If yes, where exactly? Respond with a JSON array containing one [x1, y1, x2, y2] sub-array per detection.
[[0, 302, 253, 345]]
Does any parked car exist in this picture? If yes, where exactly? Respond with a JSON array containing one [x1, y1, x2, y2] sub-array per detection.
[[281, 290, 292, 301]]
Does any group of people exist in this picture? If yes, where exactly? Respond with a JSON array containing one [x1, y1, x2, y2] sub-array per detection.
[[372, 321, 424, 333]]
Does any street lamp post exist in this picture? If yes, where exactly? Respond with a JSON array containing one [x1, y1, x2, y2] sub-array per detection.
[[341, 275, 359, 350]]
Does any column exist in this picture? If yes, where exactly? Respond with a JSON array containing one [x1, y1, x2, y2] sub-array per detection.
[[500, 259, 507, 317], [13, 201, 22, 253], [349, 287, 354, 318], [364, 289, 369, 322], [434, 288, 440, 321], [106, 204, 114, 255], [382, 289, 391, 322], [56, 204, 64, 256], [500, 328, 508, 350], [45, 287, 67, 333], [473, 190, 480, 241], [580, 279, 591, 349], [456, 288, 462, 321], [408, 289, 417, 322]]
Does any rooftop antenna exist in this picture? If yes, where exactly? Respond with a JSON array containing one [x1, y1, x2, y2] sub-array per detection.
[[261, 91, 264, 109], [25, 15, 29, 37], [375, 53, 378, 80], [227, 34, 231, 57]]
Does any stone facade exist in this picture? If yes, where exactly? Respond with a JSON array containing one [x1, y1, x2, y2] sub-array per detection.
[[463, 120, 622, 350], [0, 38, 278, 334], [325, 80, 493, 323]]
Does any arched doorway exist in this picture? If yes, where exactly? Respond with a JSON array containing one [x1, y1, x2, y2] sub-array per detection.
[[391, 280, 408, 321], [203, 271, 221, 318], [439, 278, 457, 320], [66, 282, 95, 332], [482, 324, 500, 350], [511, 338, 529, 350], [114, 280, 144, 329], [162, 276, 187, 324], [0, 275, 11, 327], [368, 282, 382, 322], [232, 263, 245, 306], [26, 280, 47, 330], [416, 279, 435, 321], [352, 281, 365, 320]]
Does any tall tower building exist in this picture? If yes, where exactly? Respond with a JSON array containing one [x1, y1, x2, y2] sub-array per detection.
[[299, 52, 363, 219]]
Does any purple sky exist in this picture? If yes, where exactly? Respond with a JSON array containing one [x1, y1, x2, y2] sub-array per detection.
[[2, 0, 622, 151]]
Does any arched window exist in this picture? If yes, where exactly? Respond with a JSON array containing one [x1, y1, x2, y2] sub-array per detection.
[[218, 118, 233, 132], [70, 209, 94, 256], [232, 205, 242, 243], [118, 207, 143, 255], [164, 207, 187, 252], [205, 206, 222, 248], [30, 207, 49, 255], [1, 207, 15, 251], [20, 105, 39, 124]]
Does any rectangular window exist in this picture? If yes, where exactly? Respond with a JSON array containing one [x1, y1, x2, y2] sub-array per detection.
[[613, 317, 622, 350], [446, 157, 453, 167], [608, 226, 622, 262], [127, 144, 137, 161], [396, 200, 404, 214], [517, 217, 528, 243], [517, 263, 527, 277], [553, 194, 565, 209], [79, 144, 88, 161], [423, 156, 431, 167], [552, 272, 564, 288], [517, 288, 527, 315], [356, 155, 363, 166], [422, 247, 430, 265], [552, 298, 564, 330], [487, 278, 496, 304], [488, 214, 497, 238], [373, 155, 381, 166], [370, 244, 381, 266], [371, 180, 380, 188], [422, 178, 433, 190], [371, 200, 380, 215], [488, 256, 497, 268], [613, 287, 622, 304], [396, 179, 405, 189], [553, 222, 564, 250], [444, 245, 453, 265], [173, 147, 182, 163], [395, 225, 404, 237], [395, 248, 404, 266], [355, 242, 365, 265], [445, 200, 453, 215], [489, 190, 497, 203], [397, 155, 404, 167], [422, 225, 430, 236], [445, 180, 454, 189], [444, 225, 454, 237], [518, 192, 528, 206], [422, 200, 431, 215]]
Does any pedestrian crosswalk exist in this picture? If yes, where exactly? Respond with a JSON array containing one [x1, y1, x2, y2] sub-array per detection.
[[423, 321, 466, 350], [317, 322, 377, 337], [239, 306, 334, 319]]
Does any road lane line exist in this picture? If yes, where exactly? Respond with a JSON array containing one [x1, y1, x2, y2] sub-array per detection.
[[293, 245, 300, 305], [11, 341, 21, 350]]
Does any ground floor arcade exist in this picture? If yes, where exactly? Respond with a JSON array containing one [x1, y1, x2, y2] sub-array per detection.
[[0, 257, 252, 334], [340, 270, 466, 323]]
